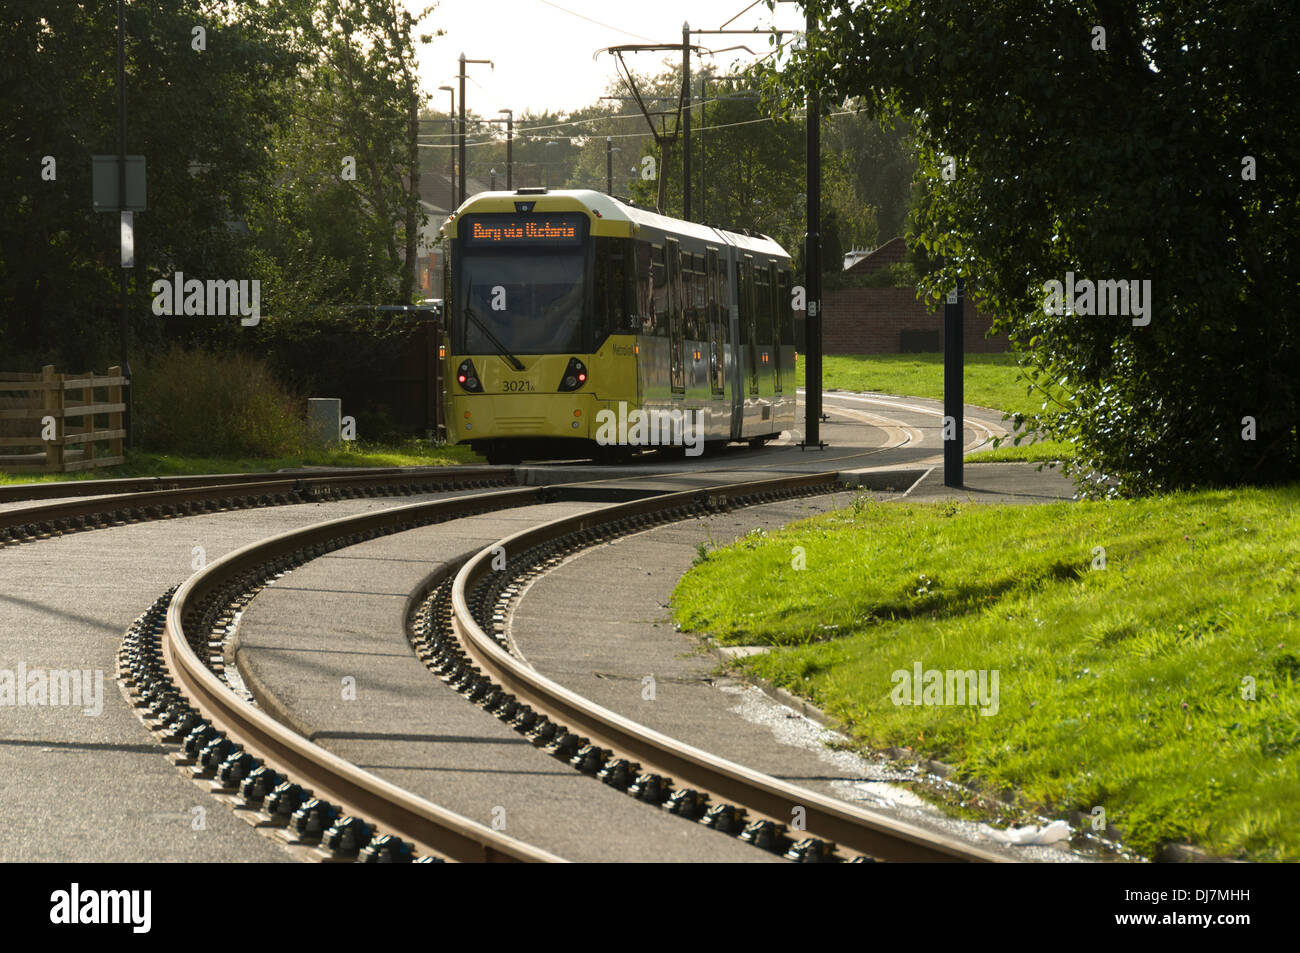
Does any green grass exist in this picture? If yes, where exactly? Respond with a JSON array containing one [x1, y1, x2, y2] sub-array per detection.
[[968, 438, 1075, 464], [0, 439, 482, 486], [673, 487, 1300, 860], [797, 353, 1075, 462]]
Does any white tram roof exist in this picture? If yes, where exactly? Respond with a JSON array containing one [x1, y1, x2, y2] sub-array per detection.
[[450, 188, 790, 261]]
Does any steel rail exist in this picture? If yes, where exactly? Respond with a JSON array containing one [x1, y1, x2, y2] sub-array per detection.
[[448, 471, 1010, 863], [160, 486, 564, 862], [0, 466, 512, 543], [135, 463, 1006, 863], [0, 465, 491, 503]]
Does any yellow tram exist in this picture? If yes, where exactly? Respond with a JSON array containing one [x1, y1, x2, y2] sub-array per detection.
[[440, 188, 796, 464]]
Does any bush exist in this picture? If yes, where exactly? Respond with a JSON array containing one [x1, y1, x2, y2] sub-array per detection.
[[133, 346, 306, 457]]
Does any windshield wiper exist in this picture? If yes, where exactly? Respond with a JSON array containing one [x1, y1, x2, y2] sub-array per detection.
[[463, 281, 525, 371]]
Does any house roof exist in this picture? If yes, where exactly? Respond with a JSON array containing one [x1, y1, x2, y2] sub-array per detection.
[[408, 171, 494, 216], [845, 236, 908, 275]]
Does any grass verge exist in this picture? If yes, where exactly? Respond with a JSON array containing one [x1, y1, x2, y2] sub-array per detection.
[[796, 353, 1074, 463], [672, 486, 1300, 860], [0, 439, 481, 486]]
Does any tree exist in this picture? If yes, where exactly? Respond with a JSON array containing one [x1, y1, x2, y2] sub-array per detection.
[[0, 1, 303, 368], [266, 0, 434, 306], [771, 0, 1299, 495], [823, 109, 916, 243]]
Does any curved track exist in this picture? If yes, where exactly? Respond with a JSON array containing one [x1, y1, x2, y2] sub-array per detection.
[[4, 391, 1017, 862]]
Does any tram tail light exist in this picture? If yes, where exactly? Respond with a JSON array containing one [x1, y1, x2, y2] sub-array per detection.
[[457, 359, 483, 393], [558, 357, 588, 392]]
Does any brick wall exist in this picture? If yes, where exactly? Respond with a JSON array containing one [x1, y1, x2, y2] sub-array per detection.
[[821, 286, 1010, 354]]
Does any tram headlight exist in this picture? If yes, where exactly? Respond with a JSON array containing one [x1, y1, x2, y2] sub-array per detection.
[[457, 359, 483, 393], [558, 357, 588, 392]]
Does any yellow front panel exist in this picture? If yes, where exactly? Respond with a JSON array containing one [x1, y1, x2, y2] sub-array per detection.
[[445, 335, 641, 443]]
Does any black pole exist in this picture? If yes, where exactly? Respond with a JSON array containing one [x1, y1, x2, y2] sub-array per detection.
[[117, 0, 131, 448], [457, 54, 466, 208], [944, 276, 965, 487], [802, 7, 823, 449], [682, 22, 691, 222], [505, 111, 513, 189], [606, 136, 613, 195], [447, 91, 455, 208], [699, 73, 706, 224]]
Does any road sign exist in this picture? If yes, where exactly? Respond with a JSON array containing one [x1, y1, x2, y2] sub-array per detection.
[[92, 155, 147, 211]]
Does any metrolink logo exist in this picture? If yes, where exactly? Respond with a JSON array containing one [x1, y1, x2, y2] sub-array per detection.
[[1042, 271, 1152, 326], [0, 664, 102, 716], [150, 271, 261, 326], [594, 402, 706, 457], [890, 662, 999, 716], [50, 884, 151, 933]]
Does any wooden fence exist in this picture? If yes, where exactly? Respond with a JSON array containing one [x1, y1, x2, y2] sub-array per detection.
[[0, 365, 126, 473]]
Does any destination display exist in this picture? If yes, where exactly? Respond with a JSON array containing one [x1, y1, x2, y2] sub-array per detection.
[[461, 213, 585, 247]]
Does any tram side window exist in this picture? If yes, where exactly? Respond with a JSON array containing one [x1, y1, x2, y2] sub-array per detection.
[[736, 261, 748, 344], [635, 241, 652, 333], [778, 270, 794, 345], [717, 257, 729, 321], [594, 238, 629, 338], [755, 266, 773, 346], [708, 251, 727, 393], [693, 263, 707, 341], [593, 244, 610, 340], [684, 254, 702, 341], [650, 245, 667, 337]]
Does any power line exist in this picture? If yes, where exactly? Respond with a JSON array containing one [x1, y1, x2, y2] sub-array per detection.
[[535, 0, 657, 44], [415, 92, 769, 141], [414, 107, 858, 150]]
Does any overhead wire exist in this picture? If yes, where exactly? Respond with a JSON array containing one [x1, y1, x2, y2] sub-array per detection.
[[535, 0, 658, 44], [415, 107, 864, 149]]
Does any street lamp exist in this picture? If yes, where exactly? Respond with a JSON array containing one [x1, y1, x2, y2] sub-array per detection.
[[490, 167, 496, 190], [438, 85, 455, 209], [486, 110, 514, 190], [458, 53, 493, 201], [544, 140, 559, 189], [606, 137, 621, 195]]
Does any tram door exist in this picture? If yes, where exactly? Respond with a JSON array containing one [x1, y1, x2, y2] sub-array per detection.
[[741, 255, 758, 396], [706, 248, 725, 396], [770, 263, 783, 394], [667, 239, 685, 394]]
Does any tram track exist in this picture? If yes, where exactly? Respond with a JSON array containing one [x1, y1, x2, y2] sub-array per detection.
[[114, 465, 1006, 863], [7, 393, 1008, 862], [0, 466, 513, 547]]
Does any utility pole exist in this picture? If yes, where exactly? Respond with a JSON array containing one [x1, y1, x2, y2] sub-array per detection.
[[699, 73, 706, 223], [802, 5, 824, 449], [458, 54, 492, 205], [487, 110, 514, 190], [438, 85, 455, 208], [682, 21, 691, 222]]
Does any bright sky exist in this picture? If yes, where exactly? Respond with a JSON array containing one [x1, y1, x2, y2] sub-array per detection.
[[406, 0, 806, 117]]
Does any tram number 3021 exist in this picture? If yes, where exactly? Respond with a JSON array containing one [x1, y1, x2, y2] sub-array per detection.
[[502, 380, 534, 392]]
